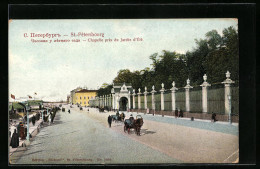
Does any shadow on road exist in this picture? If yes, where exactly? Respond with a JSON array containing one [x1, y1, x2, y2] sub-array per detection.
[[141, 129, 156, 135]]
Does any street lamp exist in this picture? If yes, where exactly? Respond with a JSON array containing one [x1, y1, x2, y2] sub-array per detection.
[[41, 110, 44, 122], [228, 95, 232, 124], [25, 103, 30, 141]]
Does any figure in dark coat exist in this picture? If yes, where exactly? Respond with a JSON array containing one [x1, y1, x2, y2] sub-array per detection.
[[211, 113, 217, 122], [129, 114, 134, 124], [175, 108, 178, 118], [10, 129, 19, 148], [179, 109, 183, 117], [68, 109, 70, 113], [16, 122, 22, 138], [108, 115, 112, 128], [32, 115, 36, 126], [51, 113, 55, 123]]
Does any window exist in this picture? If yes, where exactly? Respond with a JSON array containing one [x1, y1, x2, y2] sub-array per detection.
[[91, 96, 93, 99], [80, 97, 82, 100], [84, 101, 86, 104], [88, 101, 89, 104], [88, 96, 89, 99], [80, 102, 82, 104], [84, 96, 86, 99]]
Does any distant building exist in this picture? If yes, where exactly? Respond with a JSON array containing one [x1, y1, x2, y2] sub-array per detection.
[[27, 100, 43, 110], [70, 87, 82, 104], [67, 95, 70, 104], [74, 89, 97, 106]]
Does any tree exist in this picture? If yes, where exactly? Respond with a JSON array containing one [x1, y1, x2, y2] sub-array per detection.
[[204, 26, 239, 83], [113, 69, 133, 84]]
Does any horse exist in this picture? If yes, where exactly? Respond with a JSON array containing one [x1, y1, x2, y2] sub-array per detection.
[[120, 113, 125, 122], [124, 117, 144, 135], [134, 118, 144, 136]]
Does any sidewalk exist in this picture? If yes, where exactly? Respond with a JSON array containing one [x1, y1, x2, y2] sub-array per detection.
[[126, 111, 238, 126]]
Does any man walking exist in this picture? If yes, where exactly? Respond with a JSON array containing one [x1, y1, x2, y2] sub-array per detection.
[[175, 108, 178, 118], [107, 115, 112, 128], [32, 115, 36, 126]]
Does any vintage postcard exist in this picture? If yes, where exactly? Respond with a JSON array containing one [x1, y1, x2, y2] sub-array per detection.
[[9, 19, 239, 165]]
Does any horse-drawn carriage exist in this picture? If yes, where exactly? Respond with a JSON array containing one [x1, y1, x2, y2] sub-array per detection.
[[111, 112, 125, 123], [99, 107, 104, 112], [124, 115, 144, 135]]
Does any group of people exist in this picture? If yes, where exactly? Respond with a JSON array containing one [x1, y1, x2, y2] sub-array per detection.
[[174, 108, 184, 118], [10, 121, 27, 148]]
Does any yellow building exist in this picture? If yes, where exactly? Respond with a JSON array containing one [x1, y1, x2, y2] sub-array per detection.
[[74, 89, 97, 106]]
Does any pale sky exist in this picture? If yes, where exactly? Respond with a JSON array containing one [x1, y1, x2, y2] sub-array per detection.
[[9, 19, 238, 101]]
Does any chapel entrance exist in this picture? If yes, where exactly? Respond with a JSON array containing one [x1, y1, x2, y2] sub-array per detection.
[[119, 97, 128, 111]]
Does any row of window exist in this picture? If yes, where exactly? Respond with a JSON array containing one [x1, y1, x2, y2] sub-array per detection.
[[76, 96, 94, 100], [78, 101, 89, 104]]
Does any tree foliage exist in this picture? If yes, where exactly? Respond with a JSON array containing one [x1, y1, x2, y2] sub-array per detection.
[[98, 26, 238, 94]]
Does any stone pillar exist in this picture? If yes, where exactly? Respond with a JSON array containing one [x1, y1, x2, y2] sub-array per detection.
[[110, 94, 112, 109], [132, 89, 136, 109], [116, 94, 119, 110], [184, 79, 193, 112], [112, 94, 114, 109], [102, 95, 104, 107], [107, 95, 110, 106], [144, 87, 148, 109], [222, 71, 235, 114], [128, 91, 131, 109], [160, 83, 165, 111], [100, 96, 103, 107], [138, 88, 141, 109], [170, 81, 178, 111], [104, 95, 107, 107], [114, 94, 117, 110], [200, 74, 211, 113], [151, 85, 156, 111]]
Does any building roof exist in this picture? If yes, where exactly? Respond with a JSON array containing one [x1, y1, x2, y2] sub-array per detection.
[[10, 102, 26, 110], [27, 100, 43, 106], [75, 89, 98, 93]]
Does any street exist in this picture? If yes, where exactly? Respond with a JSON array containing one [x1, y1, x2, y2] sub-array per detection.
[[11, 105, 238, 164]]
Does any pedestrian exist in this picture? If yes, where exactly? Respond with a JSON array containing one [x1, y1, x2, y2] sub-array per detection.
[[51, 113, 55, 123], [179, 109, 183, 118], [24, 115, 27, 123], [108, 115, 112, 128], [68, 109, 70, 113], [48, 114, 51, 125], [129, 114, 134, 124], [175, 108, 178, 118], [178, 109, 181, 117], [211, 112, 217, 122], [19, 124, 25, 140], [10, 129, 19, 148], [16, 122, 21, 138], [32, 115, 36, 126]]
